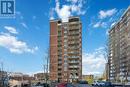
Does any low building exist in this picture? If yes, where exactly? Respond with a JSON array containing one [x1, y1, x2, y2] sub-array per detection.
[[9, 72, 34, 87], [10, 72, 34, 81], [82, 75, 94, 84], [34, 73, 49, 81]]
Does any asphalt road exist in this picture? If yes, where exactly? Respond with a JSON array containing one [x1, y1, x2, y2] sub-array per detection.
[[74, 84, 92, 87]]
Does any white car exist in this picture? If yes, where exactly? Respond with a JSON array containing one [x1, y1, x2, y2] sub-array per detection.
[[92, 81, 99, 86], [92, 81, 105, 86], [98, 81, 105, 86]]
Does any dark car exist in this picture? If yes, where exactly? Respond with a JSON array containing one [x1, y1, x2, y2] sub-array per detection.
[[42, 83, 49, 87], [102, 81, 114, 87], [66, 83, 75, 87], [33, 82, 49, 87], [56, 83, 75, 87], [79, 81, 88, 84], [76, 81, 89, 87]]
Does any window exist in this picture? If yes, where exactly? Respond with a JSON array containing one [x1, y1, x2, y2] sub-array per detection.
[[64, 56, 67, 58], [64, 30, 67, 34], [64, 64, 67, 71], [128, 32, 130, 38], [64, 60, 67, 63], [64, 39, 67, 43], [64, 36, 67, 38], [64, 49, 67, 52]]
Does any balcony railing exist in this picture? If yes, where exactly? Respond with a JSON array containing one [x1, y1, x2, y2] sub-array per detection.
[[69, 66, 79, 68], [69, 61, 79, 64]]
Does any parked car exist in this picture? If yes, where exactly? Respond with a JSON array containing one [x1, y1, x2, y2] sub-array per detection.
[[66, 83, 75, 87], [92, 81, 100, 86], [56, 83, 75, 87], [102, 81, 114, 87], [21, 84, 30, 87], [98, 81, 106, 86], [55, 83, 66, 87], [92, 81, 105, 86], [42, 83, 49, 87], [32, 82, 49, 87], [79, 81, 88, 84], [75, 81, 88, 87]]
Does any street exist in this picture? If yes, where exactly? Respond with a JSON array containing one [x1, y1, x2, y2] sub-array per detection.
[[74, 84, 92, 87]]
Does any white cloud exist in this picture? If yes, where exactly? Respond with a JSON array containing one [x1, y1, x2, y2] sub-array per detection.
[[53, 0, 86, 22], [21, 22, 28, 29], [50, 16, 54, 20], [93, 22, 100, 28], [50, 8, 55, 20], [0, 33, 38, 54], [55, 4, 71, 22], [66, 0, 78, 3], [99, 8, 117, 19], [82, 47, 106, 75], [70, 4, 86, 15], [93, 21, 107, 28], [71, 4, 79, 13], [4, 26, 18, 34]]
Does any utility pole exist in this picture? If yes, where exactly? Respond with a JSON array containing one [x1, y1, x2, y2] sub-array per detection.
[[1, 62, 4, 87], [43, 65, 45, 82]]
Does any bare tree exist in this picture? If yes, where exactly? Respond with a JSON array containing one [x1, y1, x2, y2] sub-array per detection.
[[0, 61, 10, 87], [43, 48, 50, 85], [103, 39, 110, 81]]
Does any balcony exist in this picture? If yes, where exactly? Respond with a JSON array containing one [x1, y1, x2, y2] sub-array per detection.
[[68, 51, 80, 54], [58, 66, 62, 69], [68, 41, 80, 45], [68, 36, 80, 39], [68, 55, 80, 59], [69, 66, 79, 69], [68, 61, 79, 64]]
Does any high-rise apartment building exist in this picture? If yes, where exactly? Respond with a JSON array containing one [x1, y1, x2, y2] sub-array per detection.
[[109, 6, 130, 82], [49, 17, 82, 82]]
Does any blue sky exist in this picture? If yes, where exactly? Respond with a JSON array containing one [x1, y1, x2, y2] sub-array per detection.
[[0, 0, 129, 75]]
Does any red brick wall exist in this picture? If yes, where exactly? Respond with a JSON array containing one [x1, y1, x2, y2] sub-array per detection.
[[50, 21, 58, 81]]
